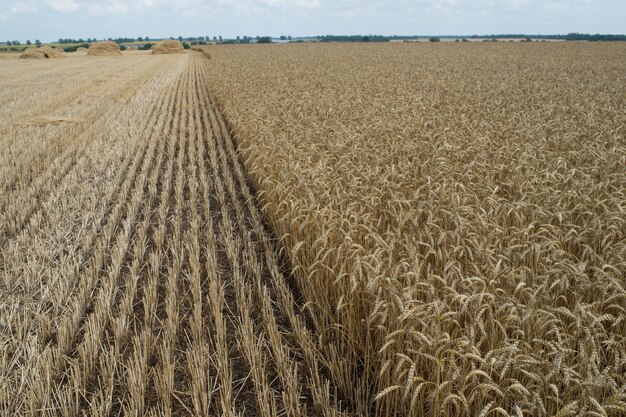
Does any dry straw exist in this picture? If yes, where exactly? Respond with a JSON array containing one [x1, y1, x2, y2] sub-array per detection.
[[87, 41, 122, 56], [19, 46, 64, 59], [152, 39, 184, 55]]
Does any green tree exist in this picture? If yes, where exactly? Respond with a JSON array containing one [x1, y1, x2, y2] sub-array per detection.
[[429, 37, 440, 42], [257, 36, 272, 44], [26, 40, 31, 45]]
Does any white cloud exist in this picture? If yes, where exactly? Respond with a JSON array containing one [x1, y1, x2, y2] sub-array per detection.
[[136, 0, 157, 8], [81, 0, 202, 16], [45, 0, 80, 13], [258, 0, 321, 8], [11, 2, 38, 13], [213, 0, 322, 11], [507, 0, 530, 8], [86, 1, 129, 15]]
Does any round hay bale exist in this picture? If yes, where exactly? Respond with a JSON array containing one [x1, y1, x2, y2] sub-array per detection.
[[87, 41, 122, 56], [19, 46, 64, 59], [152, 39, 184, 55]]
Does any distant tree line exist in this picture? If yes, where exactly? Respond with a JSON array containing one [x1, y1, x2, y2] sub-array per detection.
[[563, 33, 626, 41], [57, 38, 98, 44], [318, 35, 391, 42], [470, 33, 626, 41], [55, 37, 153, 44], [316, 33, 626, 43], [63, 43, 89, 52], [218, 36, 272, 44]]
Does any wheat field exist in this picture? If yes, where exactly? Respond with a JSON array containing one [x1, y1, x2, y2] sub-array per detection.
[[205, 43, 626, 417], [1, 43, 625, 417]]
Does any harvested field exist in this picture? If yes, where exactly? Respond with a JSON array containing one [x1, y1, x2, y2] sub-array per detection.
[[0, 52, 337, 416], [205, 43, 626, 416]]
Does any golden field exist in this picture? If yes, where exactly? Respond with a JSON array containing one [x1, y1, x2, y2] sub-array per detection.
[[205, 43, 626, 416], [0, 43, 625, 416]]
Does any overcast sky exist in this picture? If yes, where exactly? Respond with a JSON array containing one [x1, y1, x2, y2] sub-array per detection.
[[1, 0, 624, 42]]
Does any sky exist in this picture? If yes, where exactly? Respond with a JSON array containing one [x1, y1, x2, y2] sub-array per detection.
[[0, 0, 624, 42]]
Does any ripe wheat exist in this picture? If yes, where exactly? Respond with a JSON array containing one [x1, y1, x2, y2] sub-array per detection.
[[204, 42, 626, 416]]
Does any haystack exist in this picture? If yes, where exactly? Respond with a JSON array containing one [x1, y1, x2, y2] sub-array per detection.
[[87, 41, 122, 56], [76, 47, 87, 52], [19, 46, 64, 59], [126, 45, 138, 51], [152, 39, 184, 55], [20, 49, 47, 59]]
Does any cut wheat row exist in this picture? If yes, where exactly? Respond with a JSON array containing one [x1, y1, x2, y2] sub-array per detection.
[[2, 56, 189, 415]]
